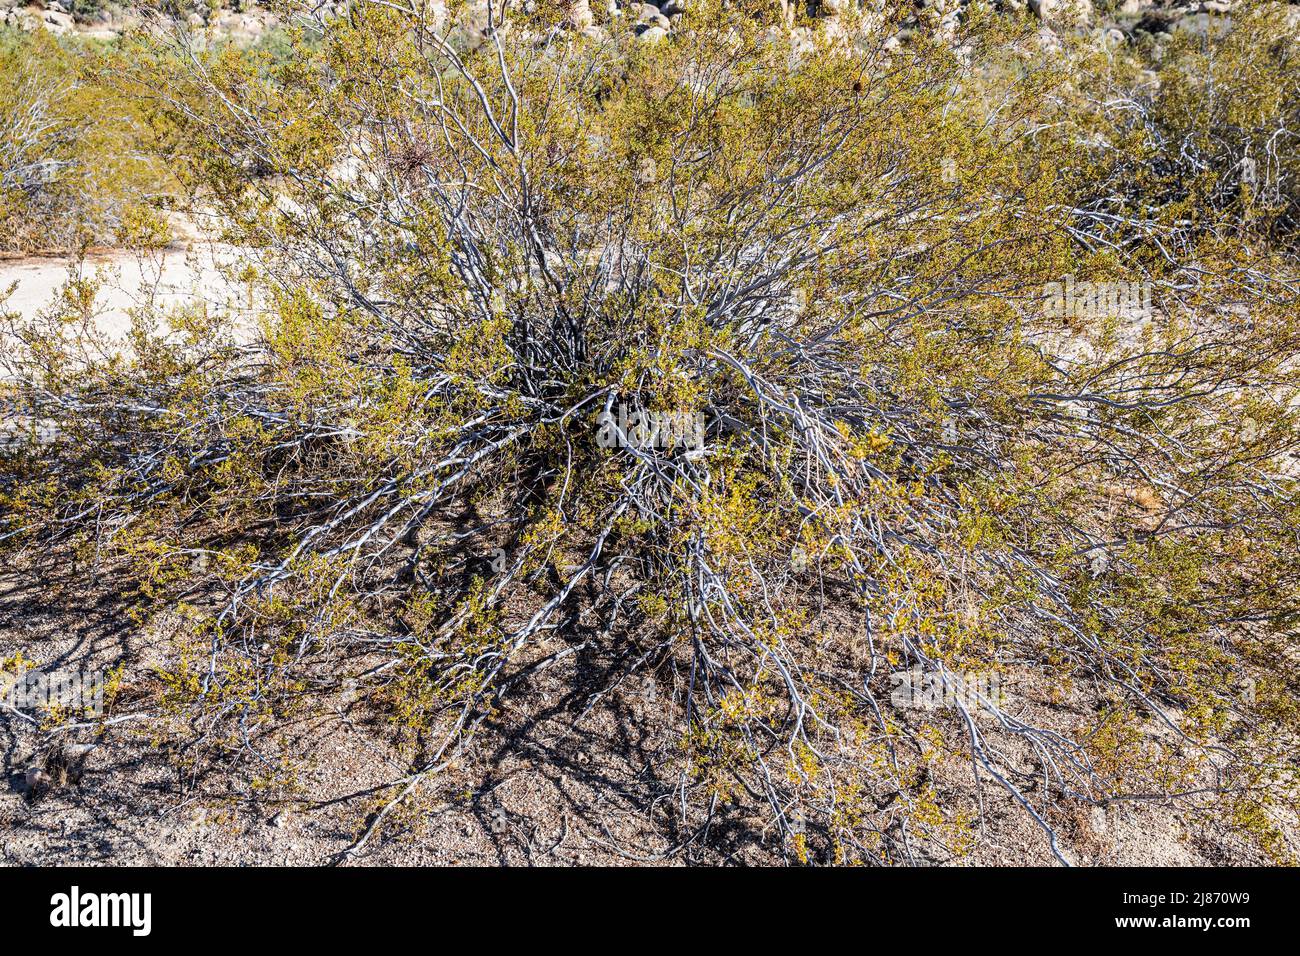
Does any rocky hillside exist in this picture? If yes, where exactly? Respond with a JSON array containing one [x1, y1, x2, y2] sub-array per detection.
[[0, 0, 1272, 48]]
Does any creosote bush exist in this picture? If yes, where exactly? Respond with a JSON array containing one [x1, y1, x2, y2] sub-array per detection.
[[3, 1, 1299, 864], [0, 26, 172, 252]]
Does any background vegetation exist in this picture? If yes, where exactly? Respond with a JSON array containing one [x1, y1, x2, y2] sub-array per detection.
[[0, 25, 173, 252]]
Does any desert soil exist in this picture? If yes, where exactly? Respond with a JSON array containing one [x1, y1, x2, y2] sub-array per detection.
[[1, 546, 1290, 867], [1, 243, 246, 337]]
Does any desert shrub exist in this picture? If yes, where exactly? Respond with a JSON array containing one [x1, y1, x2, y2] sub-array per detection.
[[1058, 3, 1300, 255], [67, 0, 112, 23], [0, 27, 172, 252], [3, 3, 1299, 863]]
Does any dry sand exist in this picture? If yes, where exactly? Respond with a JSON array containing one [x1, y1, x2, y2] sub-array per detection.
[[1, 243, 249, 339]]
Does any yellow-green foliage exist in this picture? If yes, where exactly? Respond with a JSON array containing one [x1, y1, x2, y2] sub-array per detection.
[[0, 27, 173, 252]]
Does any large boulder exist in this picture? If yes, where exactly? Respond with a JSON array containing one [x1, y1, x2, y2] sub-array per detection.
[[43, 10, 74, 33]]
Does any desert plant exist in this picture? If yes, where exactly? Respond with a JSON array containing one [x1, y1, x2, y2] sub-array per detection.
[[0, 26, 171, 252], [1060, 3, 1300, 255]]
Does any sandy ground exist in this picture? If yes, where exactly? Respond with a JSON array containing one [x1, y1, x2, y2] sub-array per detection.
[[0, 243, 249, 339], [1, 546, 1291, 867]]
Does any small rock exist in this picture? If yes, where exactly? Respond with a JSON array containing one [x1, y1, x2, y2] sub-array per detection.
[[1034, 25, 1063, 54], [632, 2, 669, 28], [1029, 0, 1092, 23], [566, 0, 594, 30]]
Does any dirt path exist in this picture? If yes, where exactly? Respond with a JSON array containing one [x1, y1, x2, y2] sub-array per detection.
[[0, 244, 250, 339]]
